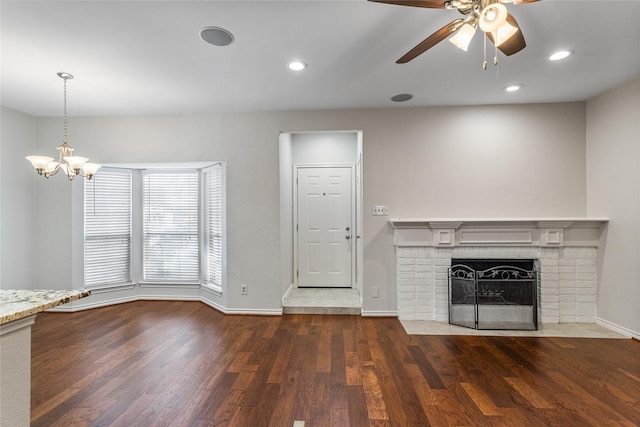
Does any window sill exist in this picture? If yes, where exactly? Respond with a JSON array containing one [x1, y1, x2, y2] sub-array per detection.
[[84, 283, 136, 293], [139, 282, 201, 289], [201, 283, 223, 297]]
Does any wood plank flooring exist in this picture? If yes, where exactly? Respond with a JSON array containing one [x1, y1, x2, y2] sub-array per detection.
[[31, 300, 640, 426]]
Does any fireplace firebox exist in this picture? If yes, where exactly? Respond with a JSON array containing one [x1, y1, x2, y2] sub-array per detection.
[[448, 259, 538, 331]]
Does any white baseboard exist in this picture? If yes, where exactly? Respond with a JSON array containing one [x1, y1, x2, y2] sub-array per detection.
[[596, 317, 639, 339], [199, 297, 227, 314], [47, 295, 138, 312], [50, 295, 282, 316], [201, 296, 282, 316], [47, 286, 279, 316], [188, 295, 284, 316], [137, 295, 200, 301], [361, 310, 398, 317]]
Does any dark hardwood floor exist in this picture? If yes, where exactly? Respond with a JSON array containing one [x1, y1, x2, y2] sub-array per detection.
[[31, 300, 640, 426]]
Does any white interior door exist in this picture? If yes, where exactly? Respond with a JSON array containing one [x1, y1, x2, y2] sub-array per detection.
[[297, 166, 352, 287]]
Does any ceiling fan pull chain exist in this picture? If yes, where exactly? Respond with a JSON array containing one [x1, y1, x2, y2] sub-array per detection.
[[494, 31, 499, 67], [494, 31, 499, 78], [483, 33, 488, 70]]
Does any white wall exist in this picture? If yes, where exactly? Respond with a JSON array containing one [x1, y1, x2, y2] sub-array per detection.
[[362, 104, 587, 218], [291, 132, 357, 164], [24, 103, 587, 315], [586, 76, 640, 336], [1, 107, 36, 289], [279, 133, 294, 298]]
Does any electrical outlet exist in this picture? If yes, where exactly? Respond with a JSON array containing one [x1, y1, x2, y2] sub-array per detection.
[[372, 205, 389, 216], [240, 284, 248, 295], [372, 287, 379, 298]]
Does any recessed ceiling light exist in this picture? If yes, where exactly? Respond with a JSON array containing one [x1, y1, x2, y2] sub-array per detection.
[[391, 93, 413, 102], [549, 50, 572, 61], [288, 61, 307, 71], [504, 84, 523, 92], [200, 27, 234, 47]]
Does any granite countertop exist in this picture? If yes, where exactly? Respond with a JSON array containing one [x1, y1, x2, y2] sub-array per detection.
[[0, 289, 91, 325]]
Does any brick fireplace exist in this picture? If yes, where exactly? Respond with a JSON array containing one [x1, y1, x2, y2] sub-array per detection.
[[389, 218, 608, 324]]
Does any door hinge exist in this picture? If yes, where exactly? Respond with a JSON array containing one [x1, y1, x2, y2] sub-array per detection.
[[296, 224, 298, 231], [296, 270, 299, 277]]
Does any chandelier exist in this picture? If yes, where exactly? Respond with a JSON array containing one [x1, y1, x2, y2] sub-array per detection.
[[26, 73, 100, 180]]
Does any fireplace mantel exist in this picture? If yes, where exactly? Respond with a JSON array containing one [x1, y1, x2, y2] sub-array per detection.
[[389, 217, 609, 248]]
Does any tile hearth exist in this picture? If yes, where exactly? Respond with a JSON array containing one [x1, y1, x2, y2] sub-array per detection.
[[401, 320, 630, 338]]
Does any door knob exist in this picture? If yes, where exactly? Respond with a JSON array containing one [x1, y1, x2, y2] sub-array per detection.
[[346, 234, 351, 240]]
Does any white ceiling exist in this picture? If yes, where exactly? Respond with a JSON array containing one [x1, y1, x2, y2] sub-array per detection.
[[2, 0, 639, 117]]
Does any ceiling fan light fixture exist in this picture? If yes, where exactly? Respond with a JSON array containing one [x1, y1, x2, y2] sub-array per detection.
[[449, 23, 476, 51], [494, 21, 518, 47], [479, 3, 508, 33]]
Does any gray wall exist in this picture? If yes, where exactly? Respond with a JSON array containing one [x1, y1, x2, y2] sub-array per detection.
[[1, 107, 35, 289], [2, 102, 589, 317], [586, 76, 640, 335], [291, 132, 358, 164]]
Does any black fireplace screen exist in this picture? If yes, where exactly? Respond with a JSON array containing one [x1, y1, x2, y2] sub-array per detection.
[[448, 259, 538, 331]]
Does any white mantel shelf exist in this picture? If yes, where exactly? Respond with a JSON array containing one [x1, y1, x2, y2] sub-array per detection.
[[389, 217, 609, 229], [389, 217, 609, 248]]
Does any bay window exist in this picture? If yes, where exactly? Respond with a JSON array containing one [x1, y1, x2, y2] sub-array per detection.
[[83, 163, 225, 290]]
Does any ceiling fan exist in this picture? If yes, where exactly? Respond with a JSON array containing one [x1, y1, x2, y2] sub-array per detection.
[[369, 0, 540, 64]]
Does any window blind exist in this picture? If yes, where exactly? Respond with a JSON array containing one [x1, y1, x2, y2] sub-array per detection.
[[205, 164, 223, 286], [84, 170, 132, 288], [143, 172, 199, 282]]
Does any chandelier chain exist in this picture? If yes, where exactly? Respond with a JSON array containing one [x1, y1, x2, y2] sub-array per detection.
[[63, 76, 68, 144]]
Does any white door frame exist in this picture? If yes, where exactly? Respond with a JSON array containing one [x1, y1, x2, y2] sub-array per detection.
[[293, 163, 357, 288]]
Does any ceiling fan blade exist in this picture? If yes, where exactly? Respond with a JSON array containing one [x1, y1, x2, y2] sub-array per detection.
[[512, 0, 540, 4], [396, 18, 464, 63], [368, 0, 447, 9], [486, 14, 526, 56]]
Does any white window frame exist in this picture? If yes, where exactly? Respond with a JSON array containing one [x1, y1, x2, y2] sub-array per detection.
[[202, 163, 226, 293], [80, 162, 225, 292]]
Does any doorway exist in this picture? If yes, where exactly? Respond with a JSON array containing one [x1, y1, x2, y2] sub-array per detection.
[[279, 131, 363, 305]]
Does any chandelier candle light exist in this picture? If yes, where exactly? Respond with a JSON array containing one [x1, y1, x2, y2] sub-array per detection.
[[26, 73, 100, 180]]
